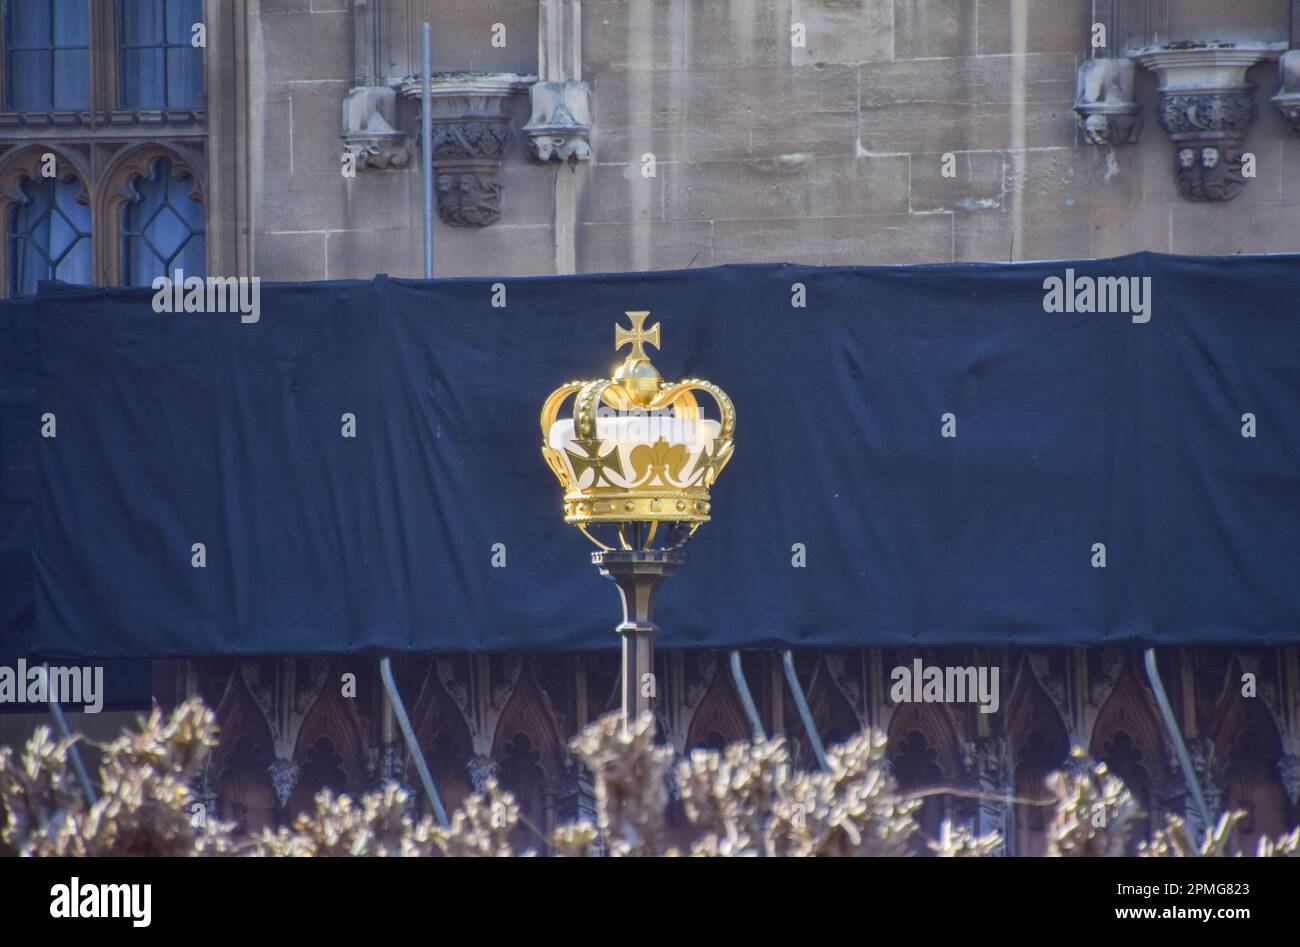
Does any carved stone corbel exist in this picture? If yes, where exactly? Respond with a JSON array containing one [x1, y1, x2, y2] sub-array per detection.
[[1135, 44, 1285, 202], [524, 81, 592, 163], [266, 757, 301, 809], [398, 72, 536, 227], [341, 86, 413, 171], [1074, 58, 1142, 146], [1272, 49, 1300, 133]]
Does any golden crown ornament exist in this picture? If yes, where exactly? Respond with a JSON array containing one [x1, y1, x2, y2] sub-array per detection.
[[540, 311, 736, 724], [540, 311, 735, 551]]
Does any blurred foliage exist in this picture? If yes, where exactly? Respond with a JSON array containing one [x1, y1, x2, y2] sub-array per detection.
[[2, 701, 1297, 857], [0, 699, 233, 856]]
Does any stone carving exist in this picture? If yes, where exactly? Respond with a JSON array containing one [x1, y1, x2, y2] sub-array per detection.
[[1074, 58, 1141, 145], [1026, 651, 1070, 727], [341, 86, 413, 171], [1136, 44, 1284, 202], [295, 656, 332, 715], [959, 736, 1009, 853], [376, 741, 403, 785], [433, 170, 504, 228], [436, 654, 524, 758], [684, 651, 718, 716], [1187, 737, 1221, 809], [266, 757, 300, 809], [524, 80, 592, 163], [398, 73, 536, 227], [1173, 145, 1249, 201], [1089, 649, 1125, 708], [1272, 49, 1300, 133], [466, 755, 500, 793], [1156, 91, 1256, 138], [492, 654, 524, 711], [190, 755, 221, 824], [960, 736, 1008, 787], [823, 652, 867, 729]]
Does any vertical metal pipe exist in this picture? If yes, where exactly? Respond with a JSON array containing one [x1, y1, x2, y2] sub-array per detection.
[[380, 656, 449, 827], [729, 651, 767, 743], [421, 21, 433, 278], [1143, 648, 1211, 830], [48, 691, 97, 806], [782, 651, 830, 772]]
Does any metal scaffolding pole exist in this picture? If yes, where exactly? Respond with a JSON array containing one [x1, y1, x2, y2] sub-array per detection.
[[379, 656, 449, 827], [729, 651, 767, 743], [1143, 648, 1211, 829], [421, 21, 433, 278], [782, 650, 830, 771]]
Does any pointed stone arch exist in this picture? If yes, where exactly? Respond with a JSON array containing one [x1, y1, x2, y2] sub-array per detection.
[[1006, 656, 1070, 854], [887, 700, 962, 784], [0, 143, 93, 294], [887, 700, 962, 852], [684, 661, 749, 752], [288, 672, 367, 812], [91, 141, 206, 285], [491, 663, 566, 847], [212, 667, 277, 835], [409, 661, 475, 812], [1209, 658, 1292, 852], [0, 143, 91, 209], [1090, 657, 1168, 799], [491, 662, 565, 775], [787, 654, 861, 769], [1089, 655, 1169, 848]]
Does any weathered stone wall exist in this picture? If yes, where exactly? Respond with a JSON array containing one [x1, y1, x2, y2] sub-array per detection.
[[579, 0, 1300, 270], [249, 0, 550, 281], [245, 1, 1300, 280]]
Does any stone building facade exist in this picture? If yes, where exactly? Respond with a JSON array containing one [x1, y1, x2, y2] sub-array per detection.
[[2, 0, 1300, 854]]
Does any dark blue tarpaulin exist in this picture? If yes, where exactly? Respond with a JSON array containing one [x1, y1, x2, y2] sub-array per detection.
[[17, 253, 1300, 658], [0, 297, 151, 705], [1, 298, 36, 655]]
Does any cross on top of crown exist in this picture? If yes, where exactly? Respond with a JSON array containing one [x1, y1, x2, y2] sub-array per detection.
[[615, 311, 661, 361]]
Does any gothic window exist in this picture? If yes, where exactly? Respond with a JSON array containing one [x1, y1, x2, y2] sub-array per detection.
[[0, 1, 209, 295], [498, 732, 549, 851], [1098, 729, 1152, 852], [117, 0, 204, 109], [1007, 667, 1070, 855], [297, 736, 349, 799], [891, 728, 951, 853], [217, 733, 274, 836], [7, 170, 89, 293], [4, 0, 90, 111], [118, 155, 203, 284]]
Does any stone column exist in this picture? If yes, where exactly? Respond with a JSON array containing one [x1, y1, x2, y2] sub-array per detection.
[[341, 0, 413, 171], [959, 737, 1010, 855], [525, 0, 592, 274]]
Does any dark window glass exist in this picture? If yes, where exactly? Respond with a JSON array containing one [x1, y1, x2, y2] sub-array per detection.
[[8, 174, 91, 295], [119, 157, 205, 285], [4, 0, 90, 111], [118, 0, 203, 109]]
